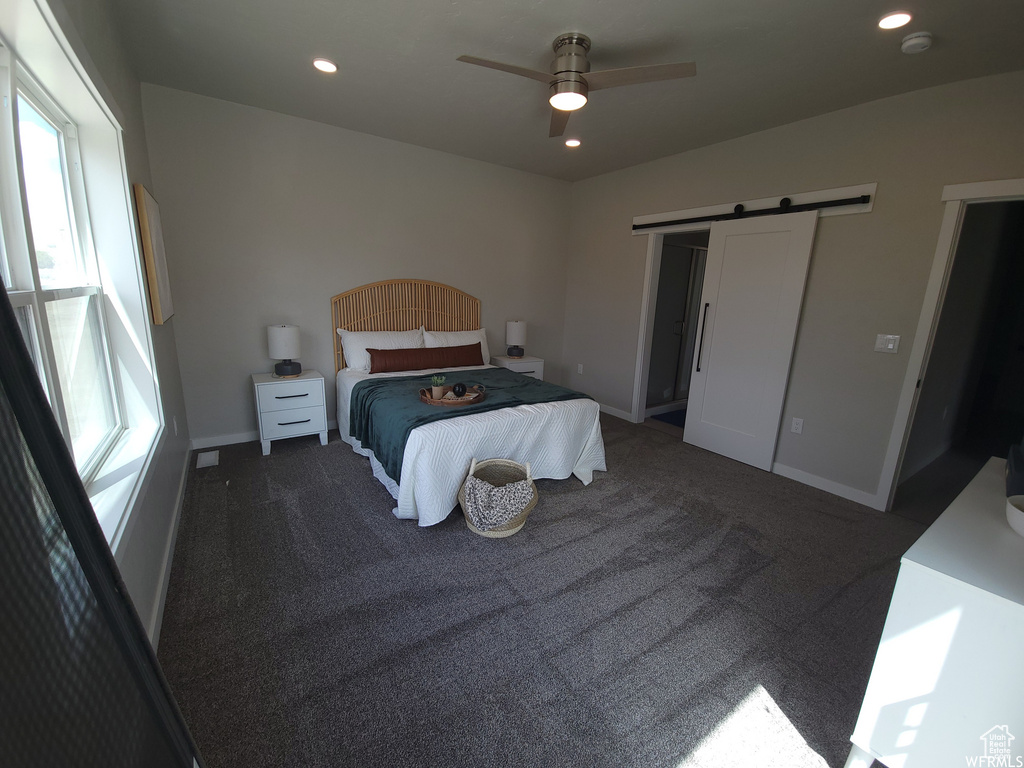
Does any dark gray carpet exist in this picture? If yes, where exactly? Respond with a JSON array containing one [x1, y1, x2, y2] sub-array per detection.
[[158, 415, 922, 768]]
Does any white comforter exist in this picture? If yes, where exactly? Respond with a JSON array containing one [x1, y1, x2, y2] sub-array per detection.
[[336, 365, 606, 526]]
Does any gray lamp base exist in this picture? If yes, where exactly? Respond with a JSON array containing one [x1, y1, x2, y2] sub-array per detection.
[[506, 345, 524, 358], [275, 359, 302, 376]]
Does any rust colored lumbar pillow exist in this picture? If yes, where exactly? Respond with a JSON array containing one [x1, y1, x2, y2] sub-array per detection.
[[368, 342, 484, 374]]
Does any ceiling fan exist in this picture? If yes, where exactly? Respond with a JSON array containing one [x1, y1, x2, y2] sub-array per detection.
[[457, 33, 696, 138]]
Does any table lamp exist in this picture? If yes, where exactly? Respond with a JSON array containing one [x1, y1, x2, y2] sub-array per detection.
[[268, 324, 302, 376], [506, 320, 526, 358]]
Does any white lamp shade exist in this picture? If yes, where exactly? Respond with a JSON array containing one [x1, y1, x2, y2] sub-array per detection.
[[506, 320, 527, 346], [268, 324, 300, 360]]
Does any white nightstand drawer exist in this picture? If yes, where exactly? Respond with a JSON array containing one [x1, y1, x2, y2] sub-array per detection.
[[260, 405, 327, 440], [257, 378, 325, 412], [492, 355, 544, 380]]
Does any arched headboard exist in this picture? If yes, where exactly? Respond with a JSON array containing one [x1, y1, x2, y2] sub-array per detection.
[[331, 279, 481, 373]]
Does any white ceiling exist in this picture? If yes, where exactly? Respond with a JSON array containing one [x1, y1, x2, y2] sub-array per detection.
[[110, 0, 1024, 182]]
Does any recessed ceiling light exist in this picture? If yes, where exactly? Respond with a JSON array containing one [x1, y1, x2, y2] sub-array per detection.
[[878, 12, 912, 29], [565, 139, 581, 148], [313, 58, 338, 74]]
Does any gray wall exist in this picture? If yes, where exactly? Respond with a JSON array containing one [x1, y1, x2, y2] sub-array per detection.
[[561, 71, 1024, 500], [140, 86, 572, 445], [51, 0, 191, 644]]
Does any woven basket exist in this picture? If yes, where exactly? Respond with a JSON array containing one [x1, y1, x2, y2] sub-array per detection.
[[458, 458, 538, 538]]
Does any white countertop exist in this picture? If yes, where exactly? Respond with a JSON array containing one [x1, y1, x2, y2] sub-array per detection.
[[903, 457, 1024, 607]]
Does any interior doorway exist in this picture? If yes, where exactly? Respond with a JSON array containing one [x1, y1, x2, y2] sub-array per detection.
[[645, 231, 708, 430], [893, 200, 1024, 524]]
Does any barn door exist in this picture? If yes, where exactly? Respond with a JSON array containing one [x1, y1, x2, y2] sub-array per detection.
[[684, 211, 818, 470]]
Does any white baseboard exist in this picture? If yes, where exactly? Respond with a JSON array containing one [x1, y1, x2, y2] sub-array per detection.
[[190, 431, 258, 450], [600, 403, 635, 422], [645, 401, 687, 418], [772, 462, 886, 511], [190, 420, 339, 452], [147, 445, 191, 650]]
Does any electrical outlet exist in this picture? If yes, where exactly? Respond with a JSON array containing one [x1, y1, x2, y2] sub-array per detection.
[[791, 417, 803, 434], [577, 364, 583, 375]]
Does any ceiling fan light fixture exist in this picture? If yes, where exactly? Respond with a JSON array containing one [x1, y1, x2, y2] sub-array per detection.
[[878, 11, 912, 29], [313, 58, 338, 74], [565, 138, 581, 148], [549, 80, 588, 111]]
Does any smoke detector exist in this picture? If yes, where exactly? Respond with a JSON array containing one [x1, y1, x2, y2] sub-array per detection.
[[901, 32, 933, 54]]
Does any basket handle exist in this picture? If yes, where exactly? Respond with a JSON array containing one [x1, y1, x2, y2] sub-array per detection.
[[524, 462, 532, 484], [469, 457, 478, 476]]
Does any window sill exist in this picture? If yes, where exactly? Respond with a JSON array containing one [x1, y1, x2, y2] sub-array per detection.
[[87, 422, 161, 549]]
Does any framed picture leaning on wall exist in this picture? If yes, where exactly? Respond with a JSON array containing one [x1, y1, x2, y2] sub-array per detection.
[[133, 183, 174, 325]]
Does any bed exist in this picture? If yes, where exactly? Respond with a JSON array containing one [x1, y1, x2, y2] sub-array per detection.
[[332, 279, 606, 526]]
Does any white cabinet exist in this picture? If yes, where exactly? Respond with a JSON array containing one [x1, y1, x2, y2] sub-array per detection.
[[845, 457, 1024, 768], [491, 355, 544, 380], [252, 370, 328, 456]]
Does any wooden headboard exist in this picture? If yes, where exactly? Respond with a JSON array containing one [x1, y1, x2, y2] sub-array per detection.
[[331, 279, 481, 373]]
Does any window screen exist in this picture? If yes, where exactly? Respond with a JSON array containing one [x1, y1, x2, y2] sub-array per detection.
[[0, 282, 200, 767]]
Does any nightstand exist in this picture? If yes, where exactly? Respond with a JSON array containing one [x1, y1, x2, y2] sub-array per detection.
[[491, 355, 544, 380], [252, 370, 328, 456]]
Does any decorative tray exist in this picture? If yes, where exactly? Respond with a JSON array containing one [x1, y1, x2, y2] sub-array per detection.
[[419, 385, 486, 407]]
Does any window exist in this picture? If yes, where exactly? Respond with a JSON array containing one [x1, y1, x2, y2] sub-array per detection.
[[12, 87, 121, 477], [0, 6, 163, 547]]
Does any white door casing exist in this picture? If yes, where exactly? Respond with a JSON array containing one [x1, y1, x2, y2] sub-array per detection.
[[684, 211, 818, 470]]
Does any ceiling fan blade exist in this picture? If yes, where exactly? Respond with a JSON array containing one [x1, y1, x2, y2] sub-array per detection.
[[585, 61, 696, 91], [549, 107, 571, 138], [456, 55, 552, 85]]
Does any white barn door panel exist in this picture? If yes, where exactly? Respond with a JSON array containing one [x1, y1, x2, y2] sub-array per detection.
[[684, 211, 818, 470]]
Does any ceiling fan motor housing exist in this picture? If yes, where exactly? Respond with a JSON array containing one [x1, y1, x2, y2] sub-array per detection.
[[549, 33, 591, 107]]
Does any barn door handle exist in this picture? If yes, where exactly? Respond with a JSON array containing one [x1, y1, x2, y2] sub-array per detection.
[[696, 303, 710, 372]]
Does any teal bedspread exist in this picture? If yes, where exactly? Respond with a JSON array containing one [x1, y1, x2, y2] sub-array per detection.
[[349, 367, 591, 482]]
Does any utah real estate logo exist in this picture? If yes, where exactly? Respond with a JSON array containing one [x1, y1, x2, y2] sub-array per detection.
[[967, 725, 1022, 767]]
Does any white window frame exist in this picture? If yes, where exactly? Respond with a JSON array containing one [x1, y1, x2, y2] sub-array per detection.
[[10, 76, 126, 481], [0, 2, 164, 548]]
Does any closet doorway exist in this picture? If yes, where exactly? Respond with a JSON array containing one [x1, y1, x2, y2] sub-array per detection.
[[684, 211, 818, 470], [644, 232, 709, 429], [636, 209, 818, 474]]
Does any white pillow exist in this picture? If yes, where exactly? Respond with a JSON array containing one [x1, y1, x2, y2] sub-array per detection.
[[423, 328, 489, 365], [337, 328, 423, 371]]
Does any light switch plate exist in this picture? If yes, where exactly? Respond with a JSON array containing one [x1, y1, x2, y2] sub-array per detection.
[[874, 334, 901, 354]]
